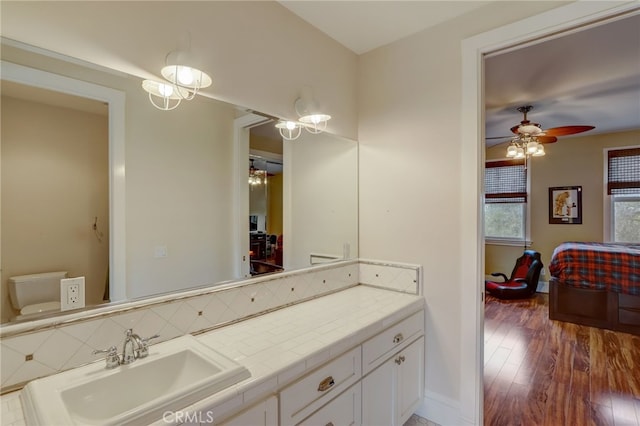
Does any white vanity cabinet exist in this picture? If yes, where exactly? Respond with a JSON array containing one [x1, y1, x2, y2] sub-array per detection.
[[298, 383, 362, 426], [217, 395, 278, 426], [280, 346, 362, 426], [362, 336, 424, 426], [279, 310, 425, 426], [361, 310, 425, 426]]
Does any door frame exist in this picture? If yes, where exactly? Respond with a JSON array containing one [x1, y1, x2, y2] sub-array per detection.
[[460, 2, 640, 424], [1, 59, 126, 302]]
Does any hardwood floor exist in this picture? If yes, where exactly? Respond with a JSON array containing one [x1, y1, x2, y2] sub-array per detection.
[[484, 293, 640, 426]]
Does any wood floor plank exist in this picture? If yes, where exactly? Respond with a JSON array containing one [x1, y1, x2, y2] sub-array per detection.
[[484, 293, 640, 426]]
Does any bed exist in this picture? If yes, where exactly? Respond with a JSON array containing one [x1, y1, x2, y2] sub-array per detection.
[[548, 241, 640, 335]]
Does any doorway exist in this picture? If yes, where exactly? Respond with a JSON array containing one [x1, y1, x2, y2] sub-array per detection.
[[249, 121, 284, 275], [1, 61, 126, 311], [460, 3, 640, 424]]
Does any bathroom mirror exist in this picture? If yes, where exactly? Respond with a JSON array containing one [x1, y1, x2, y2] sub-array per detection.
[[0, 41, 358, 325]]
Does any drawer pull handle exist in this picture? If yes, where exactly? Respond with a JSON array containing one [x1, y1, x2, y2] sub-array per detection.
[[393, 333, 404, 344], [395, 355, 406, 365], [318, 376, 335, 392]]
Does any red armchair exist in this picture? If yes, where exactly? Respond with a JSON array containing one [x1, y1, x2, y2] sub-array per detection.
[[485, 250, 543, 299]]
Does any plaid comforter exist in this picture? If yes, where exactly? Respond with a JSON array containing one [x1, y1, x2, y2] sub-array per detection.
[[549, 242, 640, 295]]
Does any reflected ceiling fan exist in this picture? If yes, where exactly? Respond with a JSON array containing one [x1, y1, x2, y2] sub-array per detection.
[[488, 105, 595, 159]]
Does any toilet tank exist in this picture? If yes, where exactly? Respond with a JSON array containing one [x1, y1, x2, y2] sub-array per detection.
[[8, 271, 68, 310]]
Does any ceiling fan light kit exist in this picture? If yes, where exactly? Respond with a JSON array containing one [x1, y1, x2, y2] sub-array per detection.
[[499, 105, 594, 162]]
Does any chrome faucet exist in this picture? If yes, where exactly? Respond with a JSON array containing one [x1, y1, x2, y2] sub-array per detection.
[[121, 329, 139, 365], [93, 329, 159, 369]]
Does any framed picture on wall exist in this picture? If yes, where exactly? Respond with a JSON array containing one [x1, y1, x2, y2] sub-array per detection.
[[549, 186, 582, 224]]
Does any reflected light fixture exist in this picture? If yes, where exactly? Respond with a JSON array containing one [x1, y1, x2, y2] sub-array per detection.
[[161, 50, 212, 101], [141, 80, 190, 111], [275, 88, 331, 140], [248, 159, 266, 186], [276, 120, 302, 141]]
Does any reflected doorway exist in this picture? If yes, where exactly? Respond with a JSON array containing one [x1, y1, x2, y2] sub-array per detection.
[[1, 81, 110, 322], [248, 122, 284, 276]]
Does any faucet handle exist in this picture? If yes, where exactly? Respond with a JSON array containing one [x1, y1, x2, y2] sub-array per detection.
[[137, 334, 160, 359], [92, 345, 120, 369]]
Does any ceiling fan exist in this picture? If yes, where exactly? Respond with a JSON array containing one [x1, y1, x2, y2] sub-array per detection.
[[487, 105, 595, 144]]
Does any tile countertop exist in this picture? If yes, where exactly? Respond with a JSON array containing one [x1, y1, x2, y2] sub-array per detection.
[[2, 285, 424, 426]]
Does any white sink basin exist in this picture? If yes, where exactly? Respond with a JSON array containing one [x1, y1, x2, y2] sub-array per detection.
[[21, 334, 251, 425]]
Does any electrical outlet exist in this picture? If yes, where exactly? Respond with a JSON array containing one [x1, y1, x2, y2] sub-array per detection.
[[60, 277, 85, 311]]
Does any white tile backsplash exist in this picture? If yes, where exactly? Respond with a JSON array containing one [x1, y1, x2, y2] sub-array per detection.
[[359, 259, 421, 294], [0, 261, 359, 391], [0, 259, 420, 393]]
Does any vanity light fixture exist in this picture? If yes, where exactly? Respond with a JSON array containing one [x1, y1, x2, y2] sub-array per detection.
[[142, 34, 212, 110], [276, 120, 303, 141], [160, 50, 212, 101], [274, 88, 331, 140], [295, 97, 331, 134]]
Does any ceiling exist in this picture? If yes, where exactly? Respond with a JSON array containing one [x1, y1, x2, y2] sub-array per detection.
[[278, 1, 490, 54], [279, 2, 640, 146], [484, 12, 640, 147], [2, 2, 639, 146]]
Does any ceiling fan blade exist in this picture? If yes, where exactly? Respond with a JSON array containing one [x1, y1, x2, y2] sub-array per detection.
[[486, 136, 512, 140], [536, 135, 558, 144], [543, 125, 595, 136]]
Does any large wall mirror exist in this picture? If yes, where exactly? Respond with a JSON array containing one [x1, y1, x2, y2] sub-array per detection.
[[0, 40, 358, 325]]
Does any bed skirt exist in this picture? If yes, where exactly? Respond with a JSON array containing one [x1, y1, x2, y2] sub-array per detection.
[[549, 278, 640, 336]]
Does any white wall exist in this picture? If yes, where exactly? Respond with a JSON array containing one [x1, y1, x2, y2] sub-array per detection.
[[0, 1, 358, 140], [357, 2, 567, 423], [125, 90, 238, 299], [285, 132, 359, 270], [1, 1, 359, 301], [1, 96, 109, 320]]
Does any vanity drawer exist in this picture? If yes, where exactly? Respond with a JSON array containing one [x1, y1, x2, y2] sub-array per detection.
[[362, 310, 424, 374], [297, 382, 361, 426], [280, 346, 361, 426]]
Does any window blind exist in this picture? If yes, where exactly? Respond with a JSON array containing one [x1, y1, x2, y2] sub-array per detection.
[[608, 147, 640, 195], [485, 159, 527, 203]]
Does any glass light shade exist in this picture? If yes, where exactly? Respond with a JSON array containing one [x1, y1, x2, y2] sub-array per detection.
[[515, 147, 525, 159], [299, 114, 331, 134], [533, 145, 546, 156], [161, 65, 212, 90], [142, 80, 188, 99], [506, 145, 518, 157], [526, 141, 539, 154]]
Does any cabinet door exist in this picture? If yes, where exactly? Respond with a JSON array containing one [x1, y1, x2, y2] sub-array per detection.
[[362, 357, 395, 426], [397, 337, 424, 426], [218, 396, 278, 426], [299, 383, 361, 426], [362, 336, 424, 426]]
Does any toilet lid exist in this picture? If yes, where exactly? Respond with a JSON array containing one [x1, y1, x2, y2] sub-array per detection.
[[20, 301, 61, 315]]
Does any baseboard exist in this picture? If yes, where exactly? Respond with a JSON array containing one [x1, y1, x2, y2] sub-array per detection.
[[415, 391, 474, 426]]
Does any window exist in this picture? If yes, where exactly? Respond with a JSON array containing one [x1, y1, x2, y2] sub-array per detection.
[[607, 147, 640, 243], [484, 159, 528, 243]]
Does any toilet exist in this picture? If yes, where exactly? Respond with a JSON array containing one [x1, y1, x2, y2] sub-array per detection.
[[8, 271, 68, 320]]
